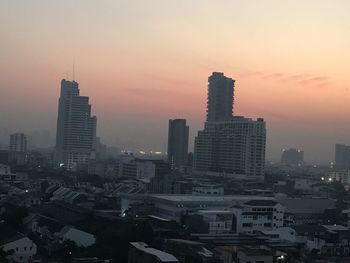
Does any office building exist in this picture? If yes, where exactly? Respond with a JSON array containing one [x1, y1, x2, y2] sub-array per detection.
[[55, 79, 97, 170], [167, 119, 189, 169], [335, 144, 350, 169], [281, 148, 304, 166], [8, 133, 28, 165], [194, 72, 266, 179]]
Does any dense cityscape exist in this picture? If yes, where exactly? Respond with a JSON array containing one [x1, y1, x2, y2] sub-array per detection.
[[1, 71, 350, 263], [1, 1, 350, 263]]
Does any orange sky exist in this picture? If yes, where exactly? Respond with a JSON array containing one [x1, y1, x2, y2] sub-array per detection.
[[0, 0, 349, 163]]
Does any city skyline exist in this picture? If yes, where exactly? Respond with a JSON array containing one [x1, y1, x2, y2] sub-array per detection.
[[1, 0, 350, 163]]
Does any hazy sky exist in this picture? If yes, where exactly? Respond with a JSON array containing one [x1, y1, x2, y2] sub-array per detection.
[[1, 0, 350, 163]]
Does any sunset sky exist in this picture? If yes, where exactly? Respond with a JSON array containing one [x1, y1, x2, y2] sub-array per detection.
[[1, 0, 349, 163]]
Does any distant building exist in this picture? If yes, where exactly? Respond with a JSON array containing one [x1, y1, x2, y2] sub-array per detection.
[[167, 119, 189, 169], [121, 194, 276, 223], [55, 79, 97, 170], [128, 242, 178, 263], [196, 200, 285, 234], [335, 144, 350, 169], [281, 148, 304, 166], [194, 117, 266, 179], [206, 72, 235, 122], [8, 133, 28, 165], [94, 137, 107, 161], [117, 153, 170, 179], [194, 73, 266, 179]]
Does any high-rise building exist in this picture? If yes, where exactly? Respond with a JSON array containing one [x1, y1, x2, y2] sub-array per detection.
[[8, 133, 28, 165], [167, 119, 189, 169], [55, 79, 97, 170], [335, 144, 350, 169], [194, 72, 266, 179], [281, 148, 304, 166], [207, 72, 235, 121]]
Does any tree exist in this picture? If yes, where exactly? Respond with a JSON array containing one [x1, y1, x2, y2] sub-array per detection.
[[0, 247, 14, 263]]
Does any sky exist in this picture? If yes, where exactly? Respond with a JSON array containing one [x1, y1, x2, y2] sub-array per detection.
[[0, 0, 350, 163]]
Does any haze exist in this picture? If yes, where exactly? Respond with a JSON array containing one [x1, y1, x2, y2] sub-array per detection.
[[1, 0, 350, 164]]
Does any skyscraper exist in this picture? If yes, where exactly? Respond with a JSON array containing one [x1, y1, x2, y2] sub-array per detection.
[[167, 119, 189, 169], [8, 133, 28, 165], [55, 79, 97, 170], [207, 72, 235, 121], [194, 72, 266, 179], [335, 144, 350, 169]]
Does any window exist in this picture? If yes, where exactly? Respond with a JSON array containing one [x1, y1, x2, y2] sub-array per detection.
[[24, 247, 27, 251]]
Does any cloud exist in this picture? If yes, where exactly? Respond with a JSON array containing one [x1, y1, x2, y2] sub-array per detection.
[[239, 70, 331, 89]]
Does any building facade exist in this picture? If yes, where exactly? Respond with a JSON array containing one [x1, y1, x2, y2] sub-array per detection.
[[207, 72, 235, 122], [335, 144, 350, 169], [167, 119, 189, 169], [194, 117, 266, 179], [194, 73, 266, 179], [55, 79, 97, 170], [8, 133, 27, 165]]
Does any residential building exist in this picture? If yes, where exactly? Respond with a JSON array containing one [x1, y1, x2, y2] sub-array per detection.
[[55, 79, 97, 170], [0, 233, 37, 263], [195, 200, 285, 234], [194, 117, 266, 179], [167, 119, 189, 169], [194, 72, 266, 179]]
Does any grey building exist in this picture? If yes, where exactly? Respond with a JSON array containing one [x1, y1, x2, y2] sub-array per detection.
[[207, 72, 235, 121], [193, 72, 266, 179], [335, 144, 350, 169], [167, 119, 189, 169], [8, 133, 28, 165], [55, 79, 97, 170], [281, 148, 304, 166]]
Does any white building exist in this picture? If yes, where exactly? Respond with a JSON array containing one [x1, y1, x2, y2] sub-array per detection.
[[197, 200, 285, 234], [194, 73, 266, 180], [0, 235, 37, 263], [327, 170, 350, 185], [59, 226, 96, 247], [121, 194, 276, 223]]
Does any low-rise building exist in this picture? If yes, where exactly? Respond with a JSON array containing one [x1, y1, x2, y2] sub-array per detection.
[[0, 232, 37, 263], [128, 242, 178, 263]]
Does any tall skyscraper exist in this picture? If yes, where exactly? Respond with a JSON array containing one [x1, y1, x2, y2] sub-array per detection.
[[335, 144, 350, 169], [194, 72, 266, 179], [167, 119, 189, 169], [207, 72, 235, 121], [55, 79, 97, 170], [8, 133, 28, 165]]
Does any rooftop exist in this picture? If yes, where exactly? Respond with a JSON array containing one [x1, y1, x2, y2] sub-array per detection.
[[130, 242, 178, 262]]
